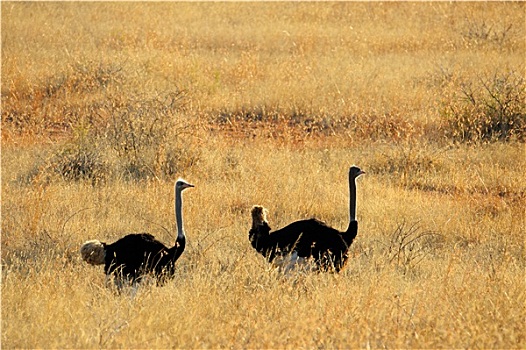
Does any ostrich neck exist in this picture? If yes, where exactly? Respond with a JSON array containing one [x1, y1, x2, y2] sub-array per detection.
[[349, 177, 357, 223], [175, 188, 185, 241]]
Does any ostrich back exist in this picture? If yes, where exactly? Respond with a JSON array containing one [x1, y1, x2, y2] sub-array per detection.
[[104, 233, 176, 280], [251, 218, 350, 271]]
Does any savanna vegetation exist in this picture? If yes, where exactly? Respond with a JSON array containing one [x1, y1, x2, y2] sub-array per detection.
[[2, 2, 525, 348]]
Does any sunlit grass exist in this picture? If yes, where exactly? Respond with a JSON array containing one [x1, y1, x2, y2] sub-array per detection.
[[2, 2, 525, 348]]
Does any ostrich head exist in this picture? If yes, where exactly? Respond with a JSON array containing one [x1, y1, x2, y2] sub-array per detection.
[[251, 205, 268, 229], [80, 240, 106, 265], [349, 166, 365, 180], [176, 179, 194, 191]]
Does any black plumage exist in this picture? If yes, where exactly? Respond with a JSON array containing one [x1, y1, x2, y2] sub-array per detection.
[[102, 232, 185, 282]]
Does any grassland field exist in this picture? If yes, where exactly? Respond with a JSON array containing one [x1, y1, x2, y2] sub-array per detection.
[[1, 2, 525, 349]]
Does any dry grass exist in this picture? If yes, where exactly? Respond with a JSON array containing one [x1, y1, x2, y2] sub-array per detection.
[[2, 2, 525, 349]]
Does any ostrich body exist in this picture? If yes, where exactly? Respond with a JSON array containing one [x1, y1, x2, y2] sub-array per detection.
[[80, 179, 194, 285], [249, 166, 364, 272]]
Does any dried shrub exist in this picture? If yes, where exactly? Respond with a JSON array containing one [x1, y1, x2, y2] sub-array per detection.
[[41, 122, 109, 185], [106, 93, 183, 156], [104, 91, 199, 180], [50, 146, 108, 184], [27, 91, 200, 183], [461, 20, 513, 48], [158, 145, 201, 178], [441, 70, 525, 143], [381, 222, 444, 274]]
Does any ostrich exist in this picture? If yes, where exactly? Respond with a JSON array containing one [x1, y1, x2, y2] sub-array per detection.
[[80, 179, 194, 287], [249, 166, 364, 272]]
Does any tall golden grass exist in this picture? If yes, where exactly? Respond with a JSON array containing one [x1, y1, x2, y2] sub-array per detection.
[[2, 2, 525, 348]]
